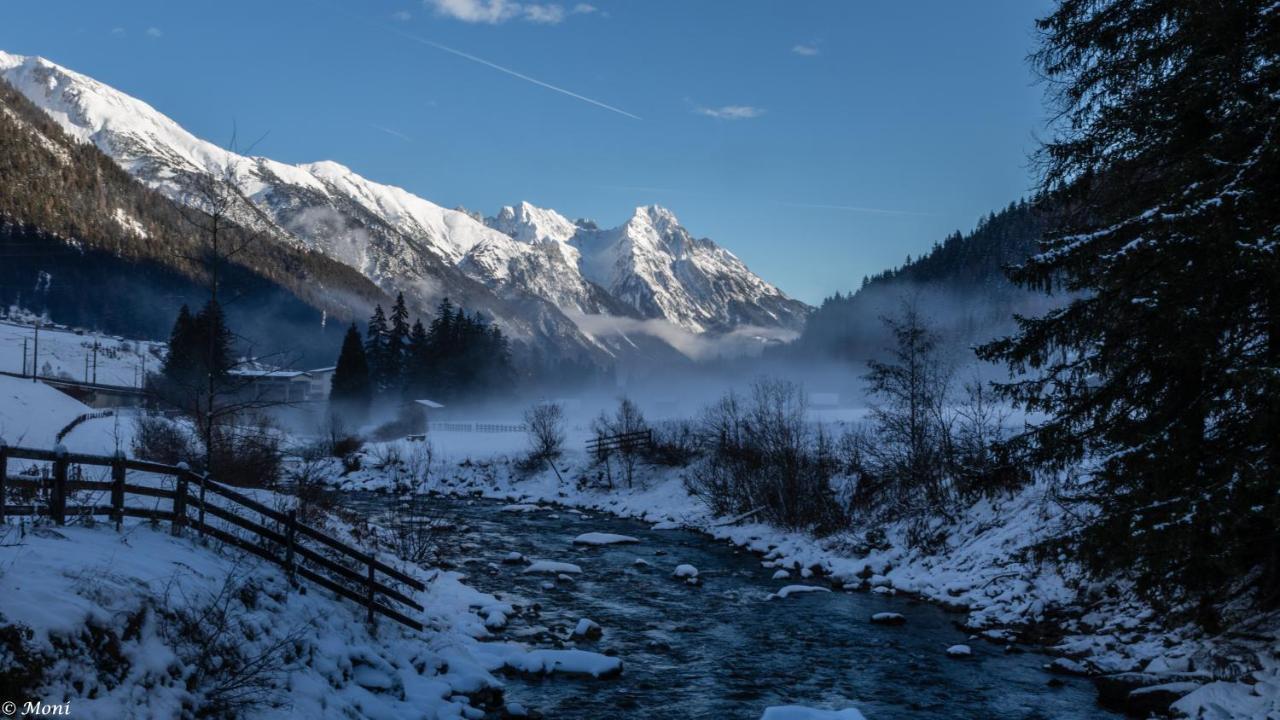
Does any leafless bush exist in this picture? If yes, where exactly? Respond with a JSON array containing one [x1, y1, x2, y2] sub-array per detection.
[[209, 416, 282, 488], [591, 397, 649, 488], [684, 379, 846, 533], [323, 415, 364, 459], [523, 402, 566, 461], [159, 570, 303, 717], [132, 415, 200, 466], [649, 419, 700, 467], [384, 495, 454, 566]]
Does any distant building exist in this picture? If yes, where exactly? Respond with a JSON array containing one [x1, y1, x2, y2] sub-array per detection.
[[227, 367, 336, 404]]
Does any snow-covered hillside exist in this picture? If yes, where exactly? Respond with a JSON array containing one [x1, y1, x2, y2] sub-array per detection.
[[0, 318, 162, 387], [0, 51, 809, 358]]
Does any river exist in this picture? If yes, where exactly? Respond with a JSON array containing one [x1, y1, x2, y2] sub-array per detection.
[[345, 492, 1118, 719]]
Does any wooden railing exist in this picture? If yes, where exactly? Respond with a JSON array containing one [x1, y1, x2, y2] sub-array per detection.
[[0, 445, 425, 630], [586, 429, 654, 460]]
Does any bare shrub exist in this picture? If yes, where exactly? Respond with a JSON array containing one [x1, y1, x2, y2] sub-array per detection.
[[523, 402, 566, 461], [132, 414, 200, 465], [684, 379, 846, 533], [322, 415, 363, 459], [591, 397, 649, 488], [209, 415, 282, 488], [384, 495, 454, 566], [649, 419, 699, 467], [158, 570, 303, 717]]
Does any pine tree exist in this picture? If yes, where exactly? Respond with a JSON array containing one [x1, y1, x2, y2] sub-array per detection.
[[404, 318, 430, 398], [979, 0, 1280, 617], [192, 299, 233, 380], [161, 304, 197, 388], [330, 322, 371, 420], [365, 304, 389, 394], [387, 292, 411, 393]]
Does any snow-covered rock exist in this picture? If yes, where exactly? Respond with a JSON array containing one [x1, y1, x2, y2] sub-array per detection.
[[772, 569, 792, 580], [523, 560, 583, 575], [946, 644, 973, 658], [760, 706, 866, 720], [870, 612, 906, 625], [503, 649, 622, 678], [572, 618, 603, 640], [573, 532, 640, 545], [673, 564, 699, 578], [768, 585, 833, 600]]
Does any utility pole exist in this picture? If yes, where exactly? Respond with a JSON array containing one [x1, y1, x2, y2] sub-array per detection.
[[92, 335, 99, 384], [32, 319, 39, 382], [22, 338, 27, 376]]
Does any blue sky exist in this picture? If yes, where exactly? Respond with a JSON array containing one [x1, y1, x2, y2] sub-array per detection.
[[0, 0, 1051, 305]]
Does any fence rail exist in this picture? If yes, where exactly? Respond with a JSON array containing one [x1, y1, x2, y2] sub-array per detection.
[[586, 429, 654, 459], [0, 445, 425, 630]]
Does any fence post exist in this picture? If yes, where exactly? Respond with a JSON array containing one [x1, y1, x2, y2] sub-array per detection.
[[51, 447, 68, 526], [197, 473, 207, 538], [111, 455, 125, 532], [172, 466, 188, 537], [285, 509, 297, 587], [0, 445, 7, 525], [366, 555, 377, 626]]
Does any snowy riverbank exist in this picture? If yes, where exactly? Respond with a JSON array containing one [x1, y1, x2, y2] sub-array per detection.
[[332, 442, 1280, 719]]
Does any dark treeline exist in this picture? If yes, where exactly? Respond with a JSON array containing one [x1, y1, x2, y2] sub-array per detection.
[[781, 200, 1045, 363], [329, 294, 515, 419]]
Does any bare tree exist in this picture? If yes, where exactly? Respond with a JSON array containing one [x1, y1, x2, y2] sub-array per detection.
[[591, 397, 649, 488], [524, 401, 566, 461]]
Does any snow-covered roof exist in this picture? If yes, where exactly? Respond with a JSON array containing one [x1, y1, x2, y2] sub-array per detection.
[[228, 369, 310, 379], [414, 399, 445, 409]]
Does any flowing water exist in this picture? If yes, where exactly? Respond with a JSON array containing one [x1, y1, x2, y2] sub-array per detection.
[[346, 493, 1117, 719]]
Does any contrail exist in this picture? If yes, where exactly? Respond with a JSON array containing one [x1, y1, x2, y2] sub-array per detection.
[[383, 25, 642, 121], [779, 201, 931, 217], [371, 124, 414, 142]]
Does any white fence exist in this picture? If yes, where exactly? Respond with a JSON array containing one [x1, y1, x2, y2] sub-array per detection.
[[427, 421, 528, 434]]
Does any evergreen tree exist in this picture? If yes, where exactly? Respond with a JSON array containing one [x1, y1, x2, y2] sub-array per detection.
[[979, 0, 1280, 618], [186, 299, 233, 382], [404, 318, 430, 398], [365, 304, 389, 394], [387, 292, 411, 392], [161, 304, 197, 388], [330, 322, 371, 420]]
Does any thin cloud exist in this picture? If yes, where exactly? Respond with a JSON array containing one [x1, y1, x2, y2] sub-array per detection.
[[145, 27, 163, 38], [371, 123, 414, 142], [384, 24, 642, 120], [696, 105, 765, 120], [392, 10, 413, 21], [425, 0, 593, 25], [792, 43, 819, 56], [779, 201, 932, 217], [110, 27, 126, 37]]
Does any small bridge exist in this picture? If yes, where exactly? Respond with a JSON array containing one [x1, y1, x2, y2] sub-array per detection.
[[0, 370, 151, 408], [0, 445, 425, 630]]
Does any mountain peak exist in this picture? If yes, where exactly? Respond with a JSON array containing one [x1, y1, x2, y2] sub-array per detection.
[[631, 204, 681, 231], [488, 201, 577, 245]]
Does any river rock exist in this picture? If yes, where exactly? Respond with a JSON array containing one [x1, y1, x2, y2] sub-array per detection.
[[772, 569, 791, 580], [946, 644, 972, 658], [1047, 657, 1090, 676], [502, 551, 526, 564], [870, 612, 906, 625], [572, 618, 603, 640], [1125, 682, 1202, 716], [674, 564, 699, 579], [1093, 671, 1208, 712]]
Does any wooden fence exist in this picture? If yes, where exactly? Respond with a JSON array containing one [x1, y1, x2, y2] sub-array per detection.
[[0, 445, 425, 630], [586, 429, 654, 460]]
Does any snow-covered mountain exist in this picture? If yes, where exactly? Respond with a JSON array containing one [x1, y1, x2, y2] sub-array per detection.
[[0, 51, 809, 360]]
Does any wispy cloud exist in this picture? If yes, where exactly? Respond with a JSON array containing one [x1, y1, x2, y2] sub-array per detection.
[[778, 201, 932, 217], [371, 123, 414, 142], [392, 10, 413, 21], [383, 24, 641, 119], [110, 27, 126, 37], [696, 105, 765, 120], [145, 27, 164, 38], [791, 43, 819, 56], [426, 0, 598, 25]]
